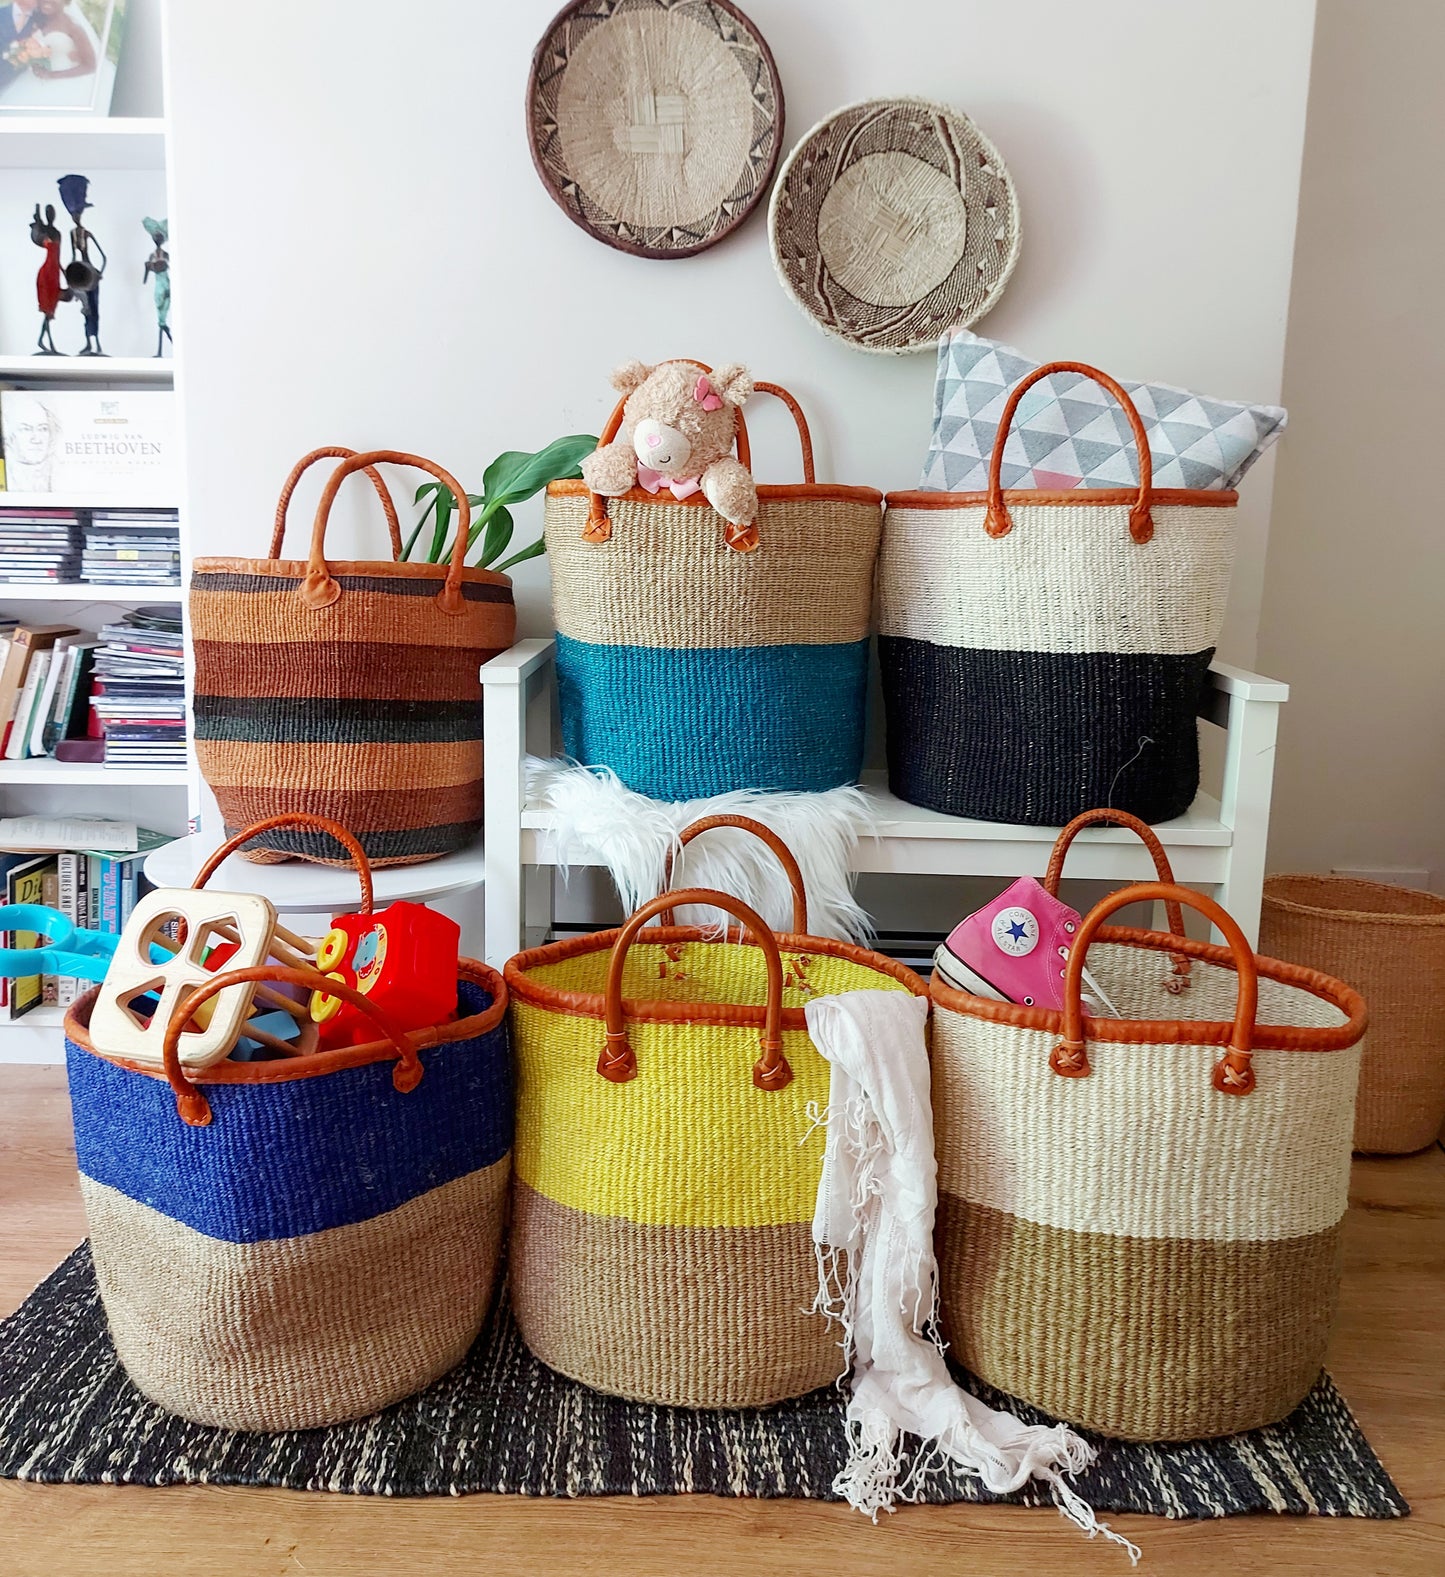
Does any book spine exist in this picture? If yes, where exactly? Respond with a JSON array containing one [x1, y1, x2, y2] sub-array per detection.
[[56, 853, 79, 1008], [101, 860, 119, 936], [40, 867, 60, 1004]]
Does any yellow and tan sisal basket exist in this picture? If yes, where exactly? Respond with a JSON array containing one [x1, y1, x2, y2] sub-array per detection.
[[1262, 874, 1445, 1154], [504, 818, 926, 1408], [931, 880, 1366, 1442], [190, 448, 517, 868]]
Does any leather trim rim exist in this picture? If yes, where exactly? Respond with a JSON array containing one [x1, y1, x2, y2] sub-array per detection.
[[192, 557, 515, 588], [505, 925, 928, 1030], [546, 480, 884, 506], [64, 958, 509, 1083], [884, 488, 1238, 510], [930, 923, 1366, 1051]]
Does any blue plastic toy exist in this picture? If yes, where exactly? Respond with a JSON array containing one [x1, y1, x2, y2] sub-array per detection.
[[0, 903, 167, 984]]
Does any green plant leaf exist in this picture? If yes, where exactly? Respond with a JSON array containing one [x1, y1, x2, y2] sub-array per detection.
[[480, 434, 597, 514], [428, 486, 454, 564], [476, 505, 514, 569], [494, 535, 547, 574], [402, 483, 442, 561]]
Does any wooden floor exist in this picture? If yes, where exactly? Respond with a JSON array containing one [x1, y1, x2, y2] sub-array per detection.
[[1, 1065, 1441, 1577]]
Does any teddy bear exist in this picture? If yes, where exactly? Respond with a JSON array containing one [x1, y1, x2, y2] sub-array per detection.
[[581, 358, 758, 549]]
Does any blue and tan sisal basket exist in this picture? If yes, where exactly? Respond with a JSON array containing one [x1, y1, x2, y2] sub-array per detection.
[[64, 952, 514, 1432], [543, 369, 883, 801]]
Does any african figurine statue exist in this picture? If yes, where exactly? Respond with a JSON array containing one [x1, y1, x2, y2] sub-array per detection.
[[142, 217, 171, 358], [57, 172, 105, 357], [29, 203, 69, 355]]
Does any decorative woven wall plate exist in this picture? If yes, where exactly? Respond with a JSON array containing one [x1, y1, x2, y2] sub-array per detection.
[[527, 0, 784, 260], [769, 98, 1022, 355]]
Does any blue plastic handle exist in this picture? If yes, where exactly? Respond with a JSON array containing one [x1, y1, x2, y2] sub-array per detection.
[[0, 903, 128, 984]]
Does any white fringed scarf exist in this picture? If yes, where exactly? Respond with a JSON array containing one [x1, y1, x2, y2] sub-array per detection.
[[525, 757, 875, 940], [803, 991, 1141, 1563]]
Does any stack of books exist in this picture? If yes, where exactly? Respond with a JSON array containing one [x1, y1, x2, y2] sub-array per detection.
[[91, 608, 187, 770], [0, 508, 82, 585], [0, 822, 173, 1017], [82, 510, 182, 587], [0, 623, 98, 760]]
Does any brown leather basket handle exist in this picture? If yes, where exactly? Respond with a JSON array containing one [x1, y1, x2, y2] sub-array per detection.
[[306, 451, 473, 615], [193, 814, 374, 914], [1051, 882, 1259, 1096], [163, 963, 422, 1126], [1045, 809, 1191, 990], [985, 361, 1155, 544], [657, 815, 809, 934], [584, 363, 815, 544], [601, 887, 790, 1092], [269, 447, 403, 559]]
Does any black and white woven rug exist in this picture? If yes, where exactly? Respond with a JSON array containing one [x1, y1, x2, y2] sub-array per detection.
[[0, 1246, 1408, 1519]]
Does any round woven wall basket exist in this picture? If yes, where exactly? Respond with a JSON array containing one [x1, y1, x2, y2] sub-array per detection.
[[1260, 874, 1445, 1154], [769, 97, 1021, 355], [527, 0, 784, 260]]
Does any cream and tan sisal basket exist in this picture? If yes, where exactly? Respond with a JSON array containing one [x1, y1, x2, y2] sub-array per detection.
[[1262, 874, 1445, 1154], [931, 881, 1366, 1442]]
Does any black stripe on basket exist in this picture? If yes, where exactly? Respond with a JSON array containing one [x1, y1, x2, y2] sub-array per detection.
[[190, 573, 512, 602], [879, 635, 1214, 826], [193, 695, 483, 744], [226, 821, 478, 862]]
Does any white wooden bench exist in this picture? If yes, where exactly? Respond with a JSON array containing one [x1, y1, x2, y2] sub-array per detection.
[[480, 639, 1288, 967]]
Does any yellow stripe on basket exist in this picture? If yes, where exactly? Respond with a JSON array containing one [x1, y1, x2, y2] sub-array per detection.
[[513, 1002, 830, 1228], [512, 939, 916, 1228]]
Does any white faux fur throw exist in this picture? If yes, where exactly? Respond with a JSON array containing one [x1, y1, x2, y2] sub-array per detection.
[[804, 991, 1140, 1563], [525, 757, 875, 940]]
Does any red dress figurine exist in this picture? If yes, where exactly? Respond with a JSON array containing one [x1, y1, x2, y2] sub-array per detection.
[[30, 203, 66, 355]]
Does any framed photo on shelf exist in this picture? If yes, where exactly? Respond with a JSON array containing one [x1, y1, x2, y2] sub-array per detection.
[[0, 0, 128, 118]]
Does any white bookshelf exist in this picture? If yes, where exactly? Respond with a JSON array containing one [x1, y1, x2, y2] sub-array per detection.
[[0, 583, 180, 603], [0, 116, 167, 172], [0, 23, 190, 1063], [0, 355, 173, 384], [0, 759, 186, 787], [0, 492, 178, 511]]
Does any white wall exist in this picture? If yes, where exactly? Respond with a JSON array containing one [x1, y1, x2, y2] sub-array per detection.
[[1258, 0, 1445, 891], [164, 0, 1317, 922]]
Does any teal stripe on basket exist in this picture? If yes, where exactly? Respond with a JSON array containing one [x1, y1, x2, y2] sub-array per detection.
[[555, 633, 868, 800]]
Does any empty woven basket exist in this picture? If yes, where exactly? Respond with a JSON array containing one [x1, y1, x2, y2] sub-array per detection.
[[1261, 875, 1445, 1154]]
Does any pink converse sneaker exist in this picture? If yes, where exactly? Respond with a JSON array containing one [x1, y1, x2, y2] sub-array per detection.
[[933, 876, 1118, 1015]]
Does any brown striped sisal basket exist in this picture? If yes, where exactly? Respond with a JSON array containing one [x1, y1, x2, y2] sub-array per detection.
[[1261, 875, 1445, 1154], [191, 449, 516, 867], [931, 880, 1367, 1442]]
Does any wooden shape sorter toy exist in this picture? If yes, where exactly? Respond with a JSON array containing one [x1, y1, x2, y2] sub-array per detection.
[[88, 886, 318, 1072]]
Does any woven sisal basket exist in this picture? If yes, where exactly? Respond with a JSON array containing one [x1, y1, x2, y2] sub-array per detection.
[[931, 881, 1366, 1441], [191, 448, 516, 868], [545, 370, 881, 801], [1262, 874, 1445, 1154], [504, 818, 926, 1408], [64, 836, 514, 1432], [880, 362, 1238, 826]]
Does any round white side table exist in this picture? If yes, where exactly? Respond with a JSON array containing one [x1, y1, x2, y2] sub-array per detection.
[[144, 833, 487, 952]]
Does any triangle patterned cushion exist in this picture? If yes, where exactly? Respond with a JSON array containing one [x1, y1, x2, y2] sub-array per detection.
[[920, 330, 1287, 493]]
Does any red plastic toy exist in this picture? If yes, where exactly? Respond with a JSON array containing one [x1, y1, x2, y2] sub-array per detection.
[[309, 901, 460, 1049]]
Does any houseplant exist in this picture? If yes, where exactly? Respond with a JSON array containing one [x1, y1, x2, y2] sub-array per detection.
[[404, 434, 597, 571]]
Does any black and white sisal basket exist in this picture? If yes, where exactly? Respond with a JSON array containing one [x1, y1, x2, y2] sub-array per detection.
[[879, 361, 1239, 826]]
